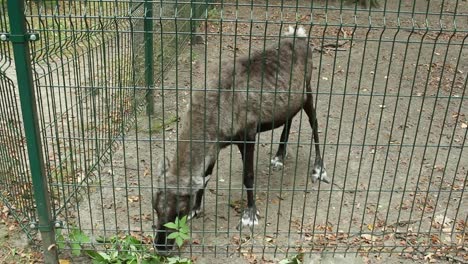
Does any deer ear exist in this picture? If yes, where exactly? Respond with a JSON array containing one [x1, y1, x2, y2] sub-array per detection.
[[157, 156, 170, 177]]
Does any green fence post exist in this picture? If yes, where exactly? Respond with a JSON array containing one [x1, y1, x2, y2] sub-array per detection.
[[6, 1, 58, 263], [144, 0, 155, 115]]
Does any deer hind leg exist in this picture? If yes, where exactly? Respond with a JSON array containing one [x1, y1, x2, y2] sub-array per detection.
[[271, 118, 293, 171], [236, 140, 260, 230], [188, 163, 214, 220], [304, 96, 330, 184]]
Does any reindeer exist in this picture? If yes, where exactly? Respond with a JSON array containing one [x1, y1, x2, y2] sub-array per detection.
[[152, 26, 330, 253]]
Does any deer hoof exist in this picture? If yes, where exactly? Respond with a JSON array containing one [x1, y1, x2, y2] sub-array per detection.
[[237, 207, 260, 230], [270, 156, 284, 170], [311, 165, 330, 183], [188, 208, 202, 220]]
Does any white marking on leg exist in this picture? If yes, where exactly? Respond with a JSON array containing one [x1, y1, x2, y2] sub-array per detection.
[[239, 209, 260, 228], [270, 156, 284, 170], [188, 208, 202, 220], [311, 165, 330, 183]]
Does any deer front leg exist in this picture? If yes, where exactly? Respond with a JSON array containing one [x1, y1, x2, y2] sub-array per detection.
[[188, 189, 205, 220], [236, 142, 259, 230], [188, 163, 215, 220]]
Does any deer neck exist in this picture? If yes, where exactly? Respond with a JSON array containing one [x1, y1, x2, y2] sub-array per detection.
[[168, 118, 218, 184]]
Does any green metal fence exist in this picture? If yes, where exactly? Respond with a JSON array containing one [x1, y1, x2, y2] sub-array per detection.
[[0, 0, 466, 262]]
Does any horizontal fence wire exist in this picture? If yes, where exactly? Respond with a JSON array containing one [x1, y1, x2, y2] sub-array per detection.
[[2, 0, 466, 262]]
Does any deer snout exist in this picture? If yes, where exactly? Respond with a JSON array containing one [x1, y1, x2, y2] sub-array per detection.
[[153, 227, 176, 255]]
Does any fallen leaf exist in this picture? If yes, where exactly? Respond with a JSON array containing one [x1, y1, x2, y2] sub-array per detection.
[[361, 234, 377, 242], [128, 195, 140, 203], [59, 259, 70, 264], [434, 214, 452, 227]]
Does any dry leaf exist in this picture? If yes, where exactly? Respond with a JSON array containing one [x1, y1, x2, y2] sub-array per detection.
[[424, 253, 437, 262], [434, 215, 452, 227], [59, 260, 71, 264], [128, 195, 140, 203], [361, 234, 377, 242]]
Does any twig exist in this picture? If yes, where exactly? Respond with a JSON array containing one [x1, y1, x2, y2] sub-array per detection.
[[443, 254, 467, 264], [340, 28, 348, 39], [387, 219, 420, 228], [314, 40, 349, 53]]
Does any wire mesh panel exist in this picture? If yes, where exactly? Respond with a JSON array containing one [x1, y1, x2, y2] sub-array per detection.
[[144, 0, 467, 260], [4, 0, 467, 262], [0, 0, 38, 238]]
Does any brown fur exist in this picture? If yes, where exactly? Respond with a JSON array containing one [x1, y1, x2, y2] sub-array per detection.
[[165, 36, 313, 188], [153, 33, 319, 253]]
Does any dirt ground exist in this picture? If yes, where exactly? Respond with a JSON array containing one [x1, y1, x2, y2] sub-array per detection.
[[59, 0, 467, 263]]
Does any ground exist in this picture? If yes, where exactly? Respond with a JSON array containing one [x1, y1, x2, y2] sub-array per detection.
[[1, 0, 467, 263], [0, 202, 42, 263], [71, 0, 466, 262]]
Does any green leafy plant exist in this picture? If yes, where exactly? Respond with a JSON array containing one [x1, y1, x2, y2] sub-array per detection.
[[279, 253, 304, 264], [86, 235, 160, 264], [56, 227, 91, 256], [56, 226, 192, 263], [207, 7, 220, 20], [87, 235, 192, 264], [163, 216, 190, 248], [166, 256, 192, 264]]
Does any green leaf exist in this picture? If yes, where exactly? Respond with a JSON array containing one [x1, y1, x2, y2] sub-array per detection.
[[56, 234, 66, 250], [75, 232, 91, 244], [110, 250, 119, 260], [178, 233, 190, 240], [166, 257, 180, 264], [71, 243, 82, 256], [167, 232, 180, 239], [175, 237, 184, 248], [99, 252, 112, 261], [141, 255, 159, 264], [125, 236, 141, 245], [175, 258, 192, 264], [179, 226, 189, 234], [179, 216, 187, 226], [127, 258, 138, 264], [95, 236, 109, 243], [164, 222, 178, 230], [85, 250, 104, 260]]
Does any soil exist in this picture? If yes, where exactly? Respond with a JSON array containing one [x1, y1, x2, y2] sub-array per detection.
[[4, 0, 466, 263], [75, 0, 467, 262]]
